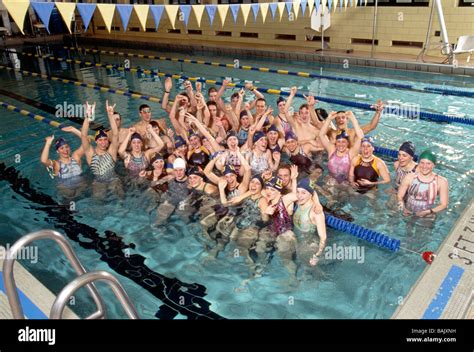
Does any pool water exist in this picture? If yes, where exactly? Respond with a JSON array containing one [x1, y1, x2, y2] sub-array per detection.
[[0, 45, 473, 319]]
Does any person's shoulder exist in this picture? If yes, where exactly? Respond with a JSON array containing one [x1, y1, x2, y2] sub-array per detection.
[[437, 174, 449, 184]]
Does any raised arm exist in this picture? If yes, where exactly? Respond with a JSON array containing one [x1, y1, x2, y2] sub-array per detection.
[[203, 155, 221, 185], [319, 112, 337, 155], [237, 149, 251, 192], [224, 104, 240, 131], [186, 114, 223, 153], [305, 95, 323, 129], [285, 86, 297, 113], [362, 100, 384, 134], [161, 77, 172, 113], [347, 111, 364, 159], [40, 135, 55, 168], [118, 128, 134, 160], [145, 124, 165, 159], [106, 100, 119, 160]]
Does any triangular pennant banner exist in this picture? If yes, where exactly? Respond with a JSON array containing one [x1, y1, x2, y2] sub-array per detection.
[[285, 2, 293, 17], [230, 4, 239, 24], [269, 3, 278, 21], [260, 3, 269, 23], [240, 4, 251, 26], [96, 4, 115, 33], [321, 0, 327, 11], [55, 2, 76, 34], [76, 3, 96, 32], [179, 5, 192, 27], [251, 4, 259, 23], [150, 5, 164, 30], [217, 5, 228, 27], [2, 0, 30, 35], [193, 5, 205, 27], [300, 0, 307, 16], [134, 5, 149, 32], [277, 3, 286, 21], [328, 0, 333, 11], [31, 2, 54, 34], [205, 5, 217, 26], [308, 0, 314, 15], [293, 0, 301, 18], [164, 5, 179, 29], [116, 5, 133, 32]]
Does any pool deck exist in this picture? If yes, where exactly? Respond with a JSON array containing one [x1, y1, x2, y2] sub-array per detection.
[[0, 247, 78, 319], [393, 200, 474, 319]]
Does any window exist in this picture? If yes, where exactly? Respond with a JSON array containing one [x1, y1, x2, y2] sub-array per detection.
[[459, 0, 474, 6]]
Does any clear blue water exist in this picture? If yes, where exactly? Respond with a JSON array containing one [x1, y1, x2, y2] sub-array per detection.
[[0, 45, 473, 319]]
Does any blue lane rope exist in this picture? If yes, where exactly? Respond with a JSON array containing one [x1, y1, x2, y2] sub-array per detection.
[[0, 101, 68, 130], [325, 214, 401, 252], [5, 49, 474, 126], [64, 46, 474, 98]]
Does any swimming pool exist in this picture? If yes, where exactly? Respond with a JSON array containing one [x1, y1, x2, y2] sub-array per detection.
[[0, 44, 473, 319]]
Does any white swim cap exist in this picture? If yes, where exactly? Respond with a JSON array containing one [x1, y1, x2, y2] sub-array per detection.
[[173, 158, 186, 169]]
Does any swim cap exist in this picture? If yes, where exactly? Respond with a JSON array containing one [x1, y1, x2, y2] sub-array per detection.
[[95, 129, 108, 141], [336, 129, 350, 140], [189, 133, 201, 140], [419, 150, 437, 165], [277, 96, 286, 105], [315, 108, 328, 121], [54, 137, 68, 150], [240, 111, 249, 119], [267, 125, 279, 134], [187, 166, 204, 178], [223, 164, 237, 176], [399, 141, 415, 158], [150, 153, 164, 165], [175, 136, 186, 148], [361, 136, 374, 147], [131, 133, 143, 142], [297, 178, 314, 194], [251, 175, 264, 187], [226, 130, 238, 140], [265, 176, 283, 191], [285, 131, 298, 141], [173, 158, 186, 169], [253, 131, 266, 144]]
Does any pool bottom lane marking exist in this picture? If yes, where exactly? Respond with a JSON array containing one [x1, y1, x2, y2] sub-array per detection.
[[0, 163, 224, 320]]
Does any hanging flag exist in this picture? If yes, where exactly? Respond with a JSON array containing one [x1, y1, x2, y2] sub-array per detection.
[[308, 0, 314, 15], [229, 4, 239, 24], [116, 5, 133, 32], [277, 3, 285, 21], [2, 0, 30, 35], [240, 4, 251, 26], [321, 0, 327, 12], [260, 3, 269, 23], [293, 0, 301, 19], [134, 5, 149, 32], [344, 0, 349, 10], [217, 5, 228, 27], [164, 5, 179, 29], [269, 3, 278, 21], [76, 3, 96, 32], [365, 0, 368, 5], [55, 2, 76, 34], [285, 2, 292, 17], [179, 5, 192, 27], [300, 0, 307, 17], [96, 4, 115, 33], [251, 4, 259, 23], [31, 2, 55, 34], [150, 5, 164, 30], [205, 5, 217, 26], [327, 0, 332, 12], [193, 5, 205, 27]]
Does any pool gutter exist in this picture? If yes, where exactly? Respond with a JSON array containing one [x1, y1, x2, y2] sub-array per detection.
[[392, 199, 474, 319]]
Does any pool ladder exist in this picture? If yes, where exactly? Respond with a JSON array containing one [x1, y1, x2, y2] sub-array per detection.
[[2, 230, 139, 319]]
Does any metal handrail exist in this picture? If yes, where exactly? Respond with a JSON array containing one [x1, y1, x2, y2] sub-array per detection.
[[50, 271, 139, 319], [2, 230, 106, 319]]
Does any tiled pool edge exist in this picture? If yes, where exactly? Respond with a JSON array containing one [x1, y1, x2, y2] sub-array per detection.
[[392, 199, 474, 319], [74, 36, 474, 77]]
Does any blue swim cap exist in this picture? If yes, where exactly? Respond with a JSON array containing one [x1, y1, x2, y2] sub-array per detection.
[[175, 136, 186, 148], [95, 129, 109, 141], [285, 131, 298, 141], [131, 132, 143, 142], [399, 141, 415, 158], [297, 178, 314, 194], [223, 164, 237, 176], [54, 137, 68, 150], [361, 136, 374, 147], [253, 131, 266, 144], [336, 129, 350, 140], [265, 176, 283, 191], [267, 125, 279, 134]]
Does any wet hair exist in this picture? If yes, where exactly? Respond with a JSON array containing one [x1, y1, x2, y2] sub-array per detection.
[[299, 103, 310, 111], [255, 98, 266, 105], [179, 92, 190, 100], [207, 101, 217, 108], [315, 108, 328, 121], [113, 111, 122, 119], [231, 92, 239, 100], [139, 104, 150, 112], [278, 164, 292, 173], [208, 87, 217, 94], [336, 110, 346, 114], [150, 121, 159, 128]]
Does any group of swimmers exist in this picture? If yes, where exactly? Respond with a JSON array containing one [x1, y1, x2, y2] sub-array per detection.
[[40, 78, 449, 276]]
